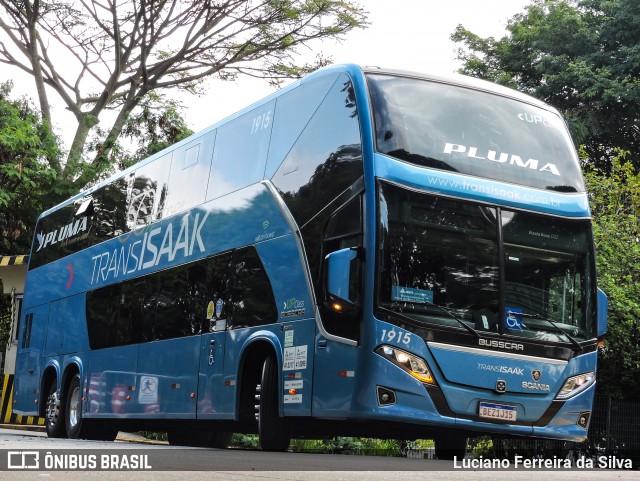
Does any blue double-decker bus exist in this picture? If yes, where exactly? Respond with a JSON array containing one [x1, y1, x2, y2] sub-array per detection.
[[14, 64, 607, 458]]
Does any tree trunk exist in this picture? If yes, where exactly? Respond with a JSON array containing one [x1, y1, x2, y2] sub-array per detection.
[[63, 115, 95, 192]]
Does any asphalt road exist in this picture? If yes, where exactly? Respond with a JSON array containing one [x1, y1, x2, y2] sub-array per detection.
[[0, 427, 636, 480]]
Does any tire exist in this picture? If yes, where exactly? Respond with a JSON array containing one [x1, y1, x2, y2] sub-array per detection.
[[257, 355, 290, 451], [64, 374, 118, 441], [65, 374, 85, 439], [434, 434, 467, 460], [45, 378, 67, 438]]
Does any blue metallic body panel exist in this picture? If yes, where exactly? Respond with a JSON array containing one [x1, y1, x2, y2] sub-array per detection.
[[374, 153, 591, 217], [311, 336, 359, 416], [427, 343, 567, 398], [197, 329, 229, 419], [136, 336, 200, 417], [85, 345, 138, 417], [45, 294, 90, 356]]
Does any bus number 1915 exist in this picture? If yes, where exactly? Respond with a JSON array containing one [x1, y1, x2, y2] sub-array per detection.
[[381, 329, 411, 345], [251, 110, 272, 134]]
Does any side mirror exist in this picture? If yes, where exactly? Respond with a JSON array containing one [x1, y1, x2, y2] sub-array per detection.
[[325, 247, 362, 313], [597, 288, 608, 338]]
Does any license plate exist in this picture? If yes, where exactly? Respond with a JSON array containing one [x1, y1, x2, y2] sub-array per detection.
[[479, 401, 517, 422]]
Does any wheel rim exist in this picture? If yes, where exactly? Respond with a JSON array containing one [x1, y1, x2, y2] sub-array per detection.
[[68, 386, 81, 429], [46, 390, 61, 427]]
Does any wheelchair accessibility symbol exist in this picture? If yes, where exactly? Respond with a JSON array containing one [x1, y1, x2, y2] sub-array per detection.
[[505, 307, 523, 330]]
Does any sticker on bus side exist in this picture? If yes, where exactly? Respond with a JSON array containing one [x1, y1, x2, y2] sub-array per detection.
[[284, 380, 303, 390], [283, 345, 308, 371], [284, 330, 294, 347], [284, 394, 302, 403]]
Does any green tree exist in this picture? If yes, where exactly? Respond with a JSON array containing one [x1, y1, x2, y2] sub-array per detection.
[[585, 153, 640, 399], [122, 95, 195, 161], [0, 81, 58, 254], [0, 0, 367, 192], [87, 94, 195, 183], [452, 0, 640, 168]]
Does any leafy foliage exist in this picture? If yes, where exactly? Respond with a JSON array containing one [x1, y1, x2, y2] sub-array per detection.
[[85, 95, 195, 186], [122, 95, 194, 161], [584, 153, 640, 399], [0, 82, 59, 254], [452, 0, 640, 169]]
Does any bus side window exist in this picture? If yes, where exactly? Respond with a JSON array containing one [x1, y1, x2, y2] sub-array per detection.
[[206, 101, 274, 201], [127, 154, 171, 230], [155, 265, 193, 340], [119, 276, 158, 344], [164, 131, 216, 219], [94, 175, 132, 238], [86, 284, 120, 350], [186, 263, 207, 335], [270, 74, 363, 318], [229, 248, 277, 330]]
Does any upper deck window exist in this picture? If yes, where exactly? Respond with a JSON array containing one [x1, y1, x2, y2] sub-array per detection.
[[367, 74, 585, 192]]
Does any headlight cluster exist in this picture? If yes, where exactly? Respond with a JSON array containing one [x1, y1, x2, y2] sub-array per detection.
[[375, 345, 435, 385], [555, 372, 595, 400]]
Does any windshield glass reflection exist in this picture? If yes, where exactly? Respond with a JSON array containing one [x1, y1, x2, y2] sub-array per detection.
[[376, 182, 594, 343]]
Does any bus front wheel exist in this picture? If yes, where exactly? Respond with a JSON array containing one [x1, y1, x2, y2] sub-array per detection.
[[45, 378, 67, 438], [257, 355, 290, 451]]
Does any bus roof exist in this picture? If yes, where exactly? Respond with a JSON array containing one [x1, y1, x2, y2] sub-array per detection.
[[38, 63, 556, 219]]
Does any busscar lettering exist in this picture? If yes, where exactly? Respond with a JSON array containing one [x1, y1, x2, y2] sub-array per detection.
[[91, 212, 209, 285], [443, 143, 561, 176], [478, 338, 524, 351]]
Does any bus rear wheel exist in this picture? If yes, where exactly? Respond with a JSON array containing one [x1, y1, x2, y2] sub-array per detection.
[[257, 355, 290, 451], [65, 374, 92, 439], [45, 378, 66, 438], [65, 374, 118, 441]]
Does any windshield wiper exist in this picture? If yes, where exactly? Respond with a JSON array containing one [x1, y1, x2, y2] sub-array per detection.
[[516, 310, 583, 353], [381, 302, 480, 339]]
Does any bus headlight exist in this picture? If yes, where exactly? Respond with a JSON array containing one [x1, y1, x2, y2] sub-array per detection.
[[375, 345, 435, 385], [555, 372, 595, 400]]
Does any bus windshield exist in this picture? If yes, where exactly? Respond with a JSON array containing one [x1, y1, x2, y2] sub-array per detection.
[[377, 182, 595, 343], [367, 74, 585, 192]]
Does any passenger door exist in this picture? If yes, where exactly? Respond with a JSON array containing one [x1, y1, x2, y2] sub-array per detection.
[[197, 252, 233, 419]]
